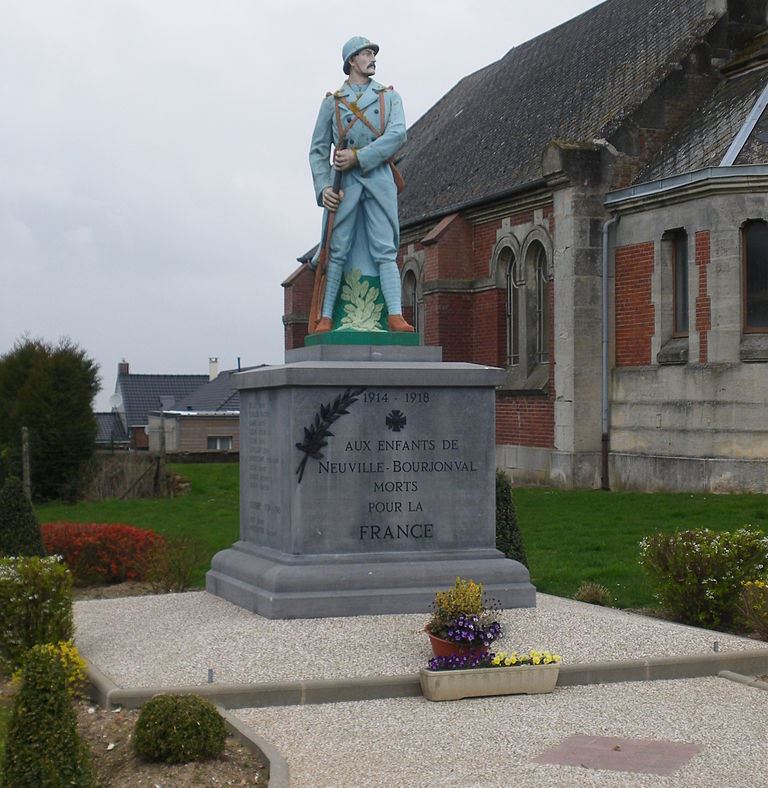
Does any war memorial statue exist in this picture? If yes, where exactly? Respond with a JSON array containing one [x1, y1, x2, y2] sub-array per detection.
[[308, 36, 415, 335], [205, 37, 535, 619]]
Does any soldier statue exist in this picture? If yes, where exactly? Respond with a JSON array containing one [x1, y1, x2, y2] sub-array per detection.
[[309, 36, 414, 333]]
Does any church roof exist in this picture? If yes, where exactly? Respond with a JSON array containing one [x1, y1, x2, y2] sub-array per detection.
[[638, 64, 768, 181], [397, 0, 724, 227]]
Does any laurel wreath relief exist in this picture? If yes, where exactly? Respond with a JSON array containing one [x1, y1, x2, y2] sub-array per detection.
[[295, 387, 366, 483]]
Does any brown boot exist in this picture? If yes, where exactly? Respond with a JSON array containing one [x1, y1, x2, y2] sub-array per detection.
[[387, 314, 415, 333], [314, 317, 333, 333]]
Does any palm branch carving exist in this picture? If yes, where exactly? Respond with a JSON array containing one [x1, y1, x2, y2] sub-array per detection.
[[295, 387, 366, 482]]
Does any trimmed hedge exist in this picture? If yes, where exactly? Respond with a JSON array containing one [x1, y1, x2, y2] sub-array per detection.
[[0, 555, 73, 673], [1, 645, 93, 787], [41, 522, 165, 584], [134, 694, 227, 764]]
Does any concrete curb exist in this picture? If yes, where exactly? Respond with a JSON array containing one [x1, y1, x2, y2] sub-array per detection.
[[718, 669, 768, 691], [87, 647, 768, 709], [218, 706, 290, 788], [558, 648, 768, 686]]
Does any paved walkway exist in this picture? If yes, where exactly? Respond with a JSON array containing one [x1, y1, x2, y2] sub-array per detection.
[[234, 676, 768, 787], [74, 592, 768, 786], [74, 592, 766, 687]]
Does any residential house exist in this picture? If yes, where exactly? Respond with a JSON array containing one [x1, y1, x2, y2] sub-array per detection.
[[146, 366, 262, 454], [108, 360, 209, 450]]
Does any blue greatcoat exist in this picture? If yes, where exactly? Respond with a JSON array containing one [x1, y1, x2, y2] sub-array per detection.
[[309, 79, 406, 318]]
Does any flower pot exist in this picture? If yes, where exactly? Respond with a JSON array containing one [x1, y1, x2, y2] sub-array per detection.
[[425, 628, 489, 658], [419, 663, 560, 702]]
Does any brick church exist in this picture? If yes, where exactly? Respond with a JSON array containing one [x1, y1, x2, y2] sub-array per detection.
[[283, 0, 768, 492]]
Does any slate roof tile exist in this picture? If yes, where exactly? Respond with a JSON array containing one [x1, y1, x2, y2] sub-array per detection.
[[397, 0, 722, 227], [174, 367, 265, 412], [118, 374, 208, 428], [638, 66, 768, 180], [94, 412, 128, 444]]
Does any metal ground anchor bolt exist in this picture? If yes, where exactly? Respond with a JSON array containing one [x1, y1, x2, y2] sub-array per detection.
[[208, 668, 215, 683], [713, 641, 720, 653]]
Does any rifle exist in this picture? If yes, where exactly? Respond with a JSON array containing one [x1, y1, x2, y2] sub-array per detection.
[[308, 135, 349, 334]]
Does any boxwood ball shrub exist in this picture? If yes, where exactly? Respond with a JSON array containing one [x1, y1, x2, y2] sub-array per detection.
[[640, 527, 768, 629], [134, 694, 227, 764], [0, 555, 74, 672], [1, 645, 93, 787]]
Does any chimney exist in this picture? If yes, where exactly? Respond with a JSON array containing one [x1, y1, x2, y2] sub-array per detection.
[[209, 357, 219, 381], [118, 359, 129, 376]]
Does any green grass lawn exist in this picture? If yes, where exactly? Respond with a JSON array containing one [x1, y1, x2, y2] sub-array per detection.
[[36, 464, 768, 608], [36, 464, 240, 588], [515, 488, 768, 608]]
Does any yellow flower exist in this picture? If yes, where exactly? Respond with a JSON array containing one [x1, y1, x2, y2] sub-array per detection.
[[532, 656, 541, 664]]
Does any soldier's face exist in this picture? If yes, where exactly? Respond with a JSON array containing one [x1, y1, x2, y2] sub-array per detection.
[[350, 48, 376, 77]]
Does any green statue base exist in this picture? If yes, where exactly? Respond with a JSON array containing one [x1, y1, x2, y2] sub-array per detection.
[[305, 268, 419, 347], [305, 330, 420, 347]]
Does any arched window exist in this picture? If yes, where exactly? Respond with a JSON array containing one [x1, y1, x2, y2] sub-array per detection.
[[743, 220, 768, 332], [527, 242, 550, 364], [402, 269, 421, 334], [502, 247, 520, 366]]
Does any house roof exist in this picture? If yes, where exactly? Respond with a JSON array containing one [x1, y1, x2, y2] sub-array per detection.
[[396, 0, 723, 227], [637, 64, 768, 181], [117, 374, 208, 428], [173, 367, 265, 413], [94, 412, 128, 444]]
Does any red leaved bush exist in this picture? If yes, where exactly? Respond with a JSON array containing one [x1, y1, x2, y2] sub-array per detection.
[[41, 522, 166, 584]]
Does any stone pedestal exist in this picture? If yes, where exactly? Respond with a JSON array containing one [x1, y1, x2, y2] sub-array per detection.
[[206, 345, 535, 618]]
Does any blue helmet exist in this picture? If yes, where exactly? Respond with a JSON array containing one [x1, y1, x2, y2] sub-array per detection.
[[342, 36, 379, 75]]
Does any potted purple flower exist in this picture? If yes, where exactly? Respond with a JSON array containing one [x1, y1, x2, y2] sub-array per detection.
[[424, 578, 503, 657]]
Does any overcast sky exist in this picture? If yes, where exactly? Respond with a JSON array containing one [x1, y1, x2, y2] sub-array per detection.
[[0, 0, 603, 410]]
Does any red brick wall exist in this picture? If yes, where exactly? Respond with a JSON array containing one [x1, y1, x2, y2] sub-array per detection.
[[615, 242, 655, 366], [495, 279, 555, 448], [423, 214, 473, 281], [496, 394, 555, 447], [695, 230, 711, 363], [283, 264, 314, 350], [472, 289, 505, 366], [424, 292, 473, 360]]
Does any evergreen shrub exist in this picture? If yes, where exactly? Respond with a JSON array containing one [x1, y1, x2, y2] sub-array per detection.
[[1, 645, 92, 787], [134, 694, 227, 764], [640, 527, 768, 628], [0, 555, 74, 672], [41, 522, 165, 584], [12, 641, 87, 699], [0, 476, 45, 557], [495, 470, 527, 566]]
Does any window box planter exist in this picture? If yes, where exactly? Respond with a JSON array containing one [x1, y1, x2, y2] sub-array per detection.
[[419, 662, 559, 702]]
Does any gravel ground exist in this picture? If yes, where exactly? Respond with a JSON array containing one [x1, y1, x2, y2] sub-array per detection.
[[74, 592, 768, 688], [235, 676, 768, 787]]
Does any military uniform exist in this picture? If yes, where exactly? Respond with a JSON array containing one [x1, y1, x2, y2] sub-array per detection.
[[309, 77, 407, 320]]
